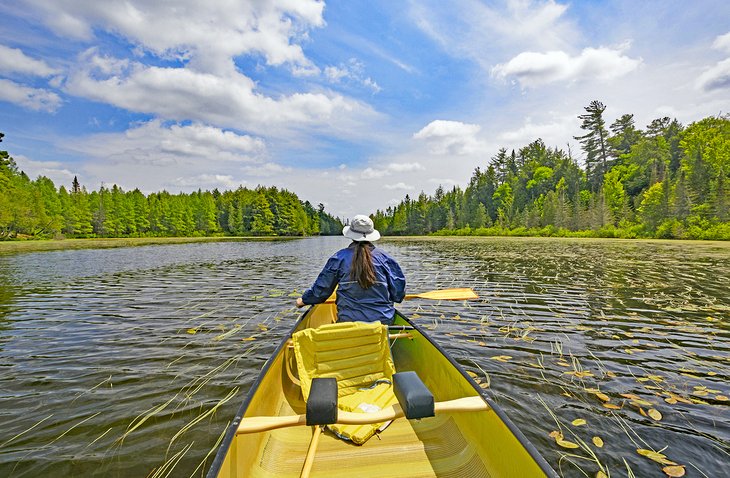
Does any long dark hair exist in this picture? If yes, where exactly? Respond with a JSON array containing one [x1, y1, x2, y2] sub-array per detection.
[[350, 241, 376, 288]]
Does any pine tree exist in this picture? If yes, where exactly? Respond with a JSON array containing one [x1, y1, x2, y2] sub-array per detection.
[[575, 101, 610, 189]]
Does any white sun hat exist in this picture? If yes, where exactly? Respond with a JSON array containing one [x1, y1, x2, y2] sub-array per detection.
[[343, 214, 381, 242]]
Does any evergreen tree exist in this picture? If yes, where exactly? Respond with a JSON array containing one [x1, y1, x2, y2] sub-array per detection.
[[575, 101, 610, 189]]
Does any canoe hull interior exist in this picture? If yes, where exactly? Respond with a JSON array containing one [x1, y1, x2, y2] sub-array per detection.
[[209, 303, 556, 478]]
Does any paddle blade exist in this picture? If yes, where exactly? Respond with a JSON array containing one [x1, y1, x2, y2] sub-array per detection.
[[405, 288, 478, 301]]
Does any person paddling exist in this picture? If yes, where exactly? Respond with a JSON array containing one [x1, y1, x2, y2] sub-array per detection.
[[295, 214, 406, 325]]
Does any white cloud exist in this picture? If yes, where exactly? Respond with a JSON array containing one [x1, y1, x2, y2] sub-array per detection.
[[72, 120, 266, 163], [23, 0, 325, 74], [13, 155, 76, 185], [64, 49, 374, 136], [413, 120, 485, 155], [58, 120, 274, 192], [712, 32, 730, 54], [171, 174, 240, 189], [386, 162, 423, 173], [696, 58, 730, 92], [492, 46, 642, 88], [410, 0, 578, 66], [360, 162, 423, 179], [0, 45, 59, 76], [498, 114, 580, 147], [324, 58, 381, 93], [384, 182, 413, 190], [0, 78, 61, 111], [696, 33, 730, 92]]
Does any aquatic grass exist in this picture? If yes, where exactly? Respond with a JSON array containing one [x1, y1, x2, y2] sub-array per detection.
[[0, 414, 54, 449], [166, 387, 239, 454], [45, 411, 102, 447], [117, 393, 180, 445], [150, 441, 194, 478], [189, 424, 228, 478]]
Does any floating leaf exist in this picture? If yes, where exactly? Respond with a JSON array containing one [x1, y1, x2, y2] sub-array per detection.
[[603, 403, 621, 410], [467, 371, 478, 378], [187, 328, 198, 335], [595, 392, 610, 402], [592, 436, 604, 448], [648, 409, 662, 421], [548, 430, 562, 439], [556, 360, 571, 367], [636, 449, 677, 466], [556, 438, 580, 449], [242, 336, 256, 341], [631, 399, 654, 407], [716, 395, 728, 401], [571, 418, 587, 426], [620, 393, 641, 400], [491, 355, 512, 362], [479, 382, 489, 389], [596, 472, 608, 478], [662, 465, 686, 477], [665, 397, 678, 405]]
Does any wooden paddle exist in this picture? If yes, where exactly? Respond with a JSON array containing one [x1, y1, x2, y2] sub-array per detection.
[[404, 288, 478, 301], [323, 287, 478, 304], [236, 396, 489, 434]]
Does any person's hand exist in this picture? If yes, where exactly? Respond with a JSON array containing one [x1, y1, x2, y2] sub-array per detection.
[[296, 298, 305, 308]]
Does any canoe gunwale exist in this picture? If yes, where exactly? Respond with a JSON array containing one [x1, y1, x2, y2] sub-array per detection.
[[397, 311, 559, 478], [205, 308, 311, 478]]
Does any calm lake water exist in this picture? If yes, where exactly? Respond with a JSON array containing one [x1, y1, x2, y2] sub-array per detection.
[[0, 237, 728, 477]]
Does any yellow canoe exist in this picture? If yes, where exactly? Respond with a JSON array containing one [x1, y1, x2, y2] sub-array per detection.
[[207, 303, 557, 477]]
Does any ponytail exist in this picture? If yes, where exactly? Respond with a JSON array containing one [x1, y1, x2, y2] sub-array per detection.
[[351, 242, 376, 289]]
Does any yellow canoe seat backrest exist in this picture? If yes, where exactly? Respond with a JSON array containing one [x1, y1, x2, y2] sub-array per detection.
[[292, 321, 396, 400], [292, 321, 398, 445]]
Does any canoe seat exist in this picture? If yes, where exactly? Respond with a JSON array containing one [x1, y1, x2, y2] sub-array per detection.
[[292, 321, 398, 445]]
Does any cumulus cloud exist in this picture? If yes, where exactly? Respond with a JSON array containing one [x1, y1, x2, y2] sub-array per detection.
[[492, 46, 642, 88], [59, 120, 274, 191], [697, 32, 730, 92], [0, 78, 61, 111], [23, 0, 324, 74], [413, 120, 485, 155], [0, 45, 59, 76], [13, 155, 76, 185], [64, 49, 372, 136], [712, 32, 730, 54], [696, 58, 730, 92], [71, 120, 266, 163]]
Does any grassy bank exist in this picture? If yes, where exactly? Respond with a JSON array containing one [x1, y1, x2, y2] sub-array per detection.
[[0, 236, 295, 255]]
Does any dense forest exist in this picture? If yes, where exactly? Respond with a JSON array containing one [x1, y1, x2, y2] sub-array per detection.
[[0, 133, 343, 239], [373, 102, 730, 240]]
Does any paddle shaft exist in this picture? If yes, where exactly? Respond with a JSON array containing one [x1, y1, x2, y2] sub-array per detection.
[[322, 287, 478, 304], [236, 396, 489, 434], [300, 425, 322, 478]]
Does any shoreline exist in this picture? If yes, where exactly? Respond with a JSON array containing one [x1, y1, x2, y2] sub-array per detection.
[[0, 236, 302, 255], [3, 234, 728, 256]]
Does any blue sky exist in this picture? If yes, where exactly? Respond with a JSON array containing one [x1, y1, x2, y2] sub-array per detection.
[[1, 0, 729, 218]]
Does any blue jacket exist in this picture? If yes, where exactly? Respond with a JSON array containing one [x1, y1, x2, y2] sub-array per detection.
[[302, 243, 406, 324]]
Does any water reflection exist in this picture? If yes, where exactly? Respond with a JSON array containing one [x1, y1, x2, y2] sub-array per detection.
[[0, 237, 728, 477]]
